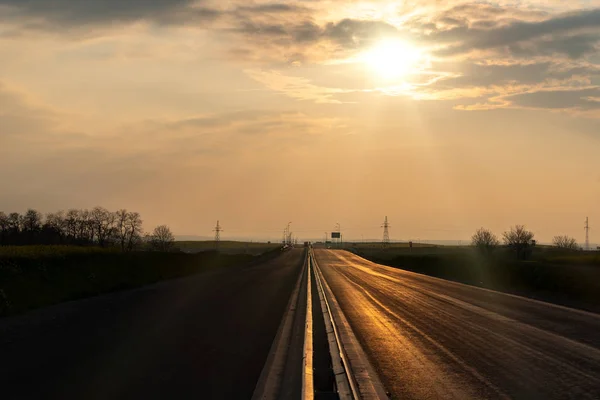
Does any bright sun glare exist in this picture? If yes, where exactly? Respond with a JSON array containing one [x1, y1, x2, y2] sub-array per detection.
[[363, 39, 422, 80]]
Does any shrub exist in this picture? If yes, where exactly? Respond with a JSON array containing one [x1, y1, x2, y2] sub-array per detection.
[[552, 235, 579, 250], [471, 228, 499, 252], [503, 225, 535, 259]]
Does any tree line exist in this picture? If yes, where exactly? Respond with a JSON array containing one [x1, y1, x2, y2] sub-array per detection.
[[0, 207, 174, 251], [472, 225, 581, 259]]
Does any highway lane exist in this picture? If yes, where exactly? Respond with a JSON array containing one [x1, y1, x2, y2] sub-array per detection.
[[315, 249, 600, 400], [0, 248, 304, 400]]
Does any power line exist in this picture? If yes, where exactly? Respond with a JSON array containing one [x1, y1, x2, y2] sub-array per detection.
[[213, 220, 222, 249], [283, 222, 292, 245], [382, 216, 390, 247], [585, 217, 590, 251]]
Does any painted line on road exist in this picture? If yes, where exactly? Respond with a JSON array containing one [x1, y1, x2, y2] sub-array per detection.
[[303, 250, 315, 400]]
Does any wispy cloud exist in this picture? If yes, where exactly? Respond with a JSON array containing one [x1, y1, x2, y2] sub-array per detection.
[[244, 69, 351, 103]]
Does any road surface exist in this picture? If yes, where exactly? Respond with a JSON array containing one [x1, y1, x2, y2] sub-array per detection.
[[315, 249, 600, 400], [0, 249, 304, 400]]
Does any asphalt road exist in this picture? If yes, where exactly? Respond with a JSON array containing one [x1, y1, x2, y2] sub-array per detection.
[[315, 249, 600, 400], [0, 248, 304, 400]]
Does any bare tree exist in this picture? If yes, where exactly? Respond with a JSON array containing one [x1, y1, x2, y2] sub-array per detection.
[[471, 228, 499, 252], [22, 209, 42, 233], [0, 212, 9, 243], [115, 209, 129, 251], [0, 212, 21, 244], [553, 235, 579, 250], [77, 209, 93, 243], [127, 213, 143, 251], [149, 225, 175, 252], [0, 207, 145, 247], [503, 225, 535, 259], [45, 211, 65, 233], [8, 212, 21, 234], [42, 211, 66, 244], [91, 207, 116, 247], [64, 209, 79, 241]]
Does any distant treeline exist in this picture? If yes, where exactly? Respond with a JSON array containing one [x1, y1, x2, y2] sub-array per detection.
[[0, 208, 143, 251]]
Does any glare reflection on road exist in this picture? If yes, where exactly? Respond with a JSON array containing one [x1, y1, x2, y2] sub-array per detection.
[[315, 249, 600, 400]]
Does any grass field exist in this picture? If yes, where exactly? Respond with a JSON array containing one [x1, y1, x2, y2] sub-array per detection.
[[0, 245, 117, 258], [0, 245, 280, 317], [351, 244, 600, 264], [176, 241, 280, 255], [352, 245, 600, 312]]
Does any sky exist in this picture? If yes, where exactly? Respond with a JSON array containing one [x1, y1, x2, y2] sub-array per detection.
[[1, 0, 600, 243]]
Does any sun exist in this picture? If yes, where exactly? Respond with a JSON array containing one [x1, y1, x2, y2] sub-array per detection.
[[362, 39, 423, 80]]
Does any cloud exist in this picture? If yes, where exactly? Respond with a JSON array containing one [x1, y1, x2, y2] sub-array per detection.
[[507, 87, 600, 111], [0, 78, 344, 173], [423, 6, 600, 59], [508, 34, 600, 59], [0, 79, 350, 217], [348, 4, 600, 115], [411, 59, 600, 112], [3, 1, 599, 63], [0, 1, 312, 33], [235, 3, 309, 14], [230, 17, 397, 61], [3, 1, 600, 117], [431, 3, 549, 26], [0, 0, 221, 28], [434, 60, 599, 88], [224, 3, 600, 78], [0, 83, 66, 140], [452, 85, 600, 116], [323, 18, 397, 48], [226, 3, 600, 115]]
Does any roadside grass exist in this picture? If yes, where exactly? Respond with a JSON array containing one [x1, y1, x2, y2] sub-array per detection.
[[352, 245, 600, 312], [0, 245, 279, 317], [348, 242, 436, 250], [540, 252, 600, 265]]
